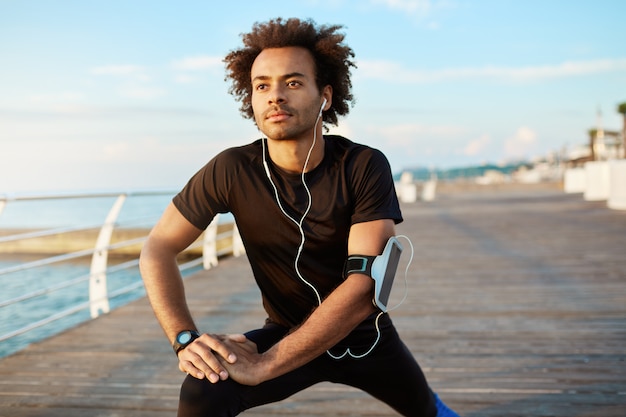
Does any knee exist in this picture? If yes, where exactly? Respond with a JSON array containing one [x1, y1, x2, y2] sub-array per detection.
[[178, 375, 240, 417], [179, 375, 210, 406]]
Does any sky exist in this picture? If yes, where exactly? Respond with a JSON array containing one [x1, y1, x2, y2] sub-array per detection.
[[1, 0, 625, 193]]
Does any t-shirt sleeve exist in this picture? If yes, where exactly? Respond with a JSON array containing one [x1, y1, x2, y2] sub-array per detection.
[[349, 147, 403, 225], [172, 152, 232, 230]]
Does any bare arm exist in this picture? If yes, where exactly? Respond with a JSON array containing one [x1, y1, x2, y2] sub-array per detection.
[[140, 202, 237, 382], [220, 218, 396, 385]]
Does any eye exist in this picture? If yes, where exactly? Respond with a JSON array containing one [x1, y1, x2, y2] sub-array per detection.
[[287, 80, 302, 88], [255, 83, 268, 91]]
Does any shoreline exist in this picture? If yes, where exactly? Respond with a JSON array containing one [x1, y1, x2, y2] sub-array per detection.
[[0, 224, 233, 257], [0, 181, 563, 256], [2, 180, 623, 415]]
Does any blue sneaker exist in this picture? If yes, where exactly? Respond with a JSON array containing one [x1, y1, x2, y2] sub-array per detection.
[[434, 393, 460, 417]]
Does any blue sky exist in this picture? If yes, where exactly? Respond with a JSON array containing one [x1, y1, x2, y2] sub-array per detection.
[[1, 0, 625, 193]]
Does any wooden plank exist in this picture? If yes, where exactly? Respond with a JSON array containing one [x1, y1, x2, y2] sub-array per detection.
[[1, 186, 625, 416]]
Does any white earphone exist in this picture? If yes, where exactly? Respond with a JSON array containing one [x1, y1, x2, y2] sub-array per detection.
[[262, 95, 394, 359], [319, 97, 327, 117], [263, 97, 326, 180]]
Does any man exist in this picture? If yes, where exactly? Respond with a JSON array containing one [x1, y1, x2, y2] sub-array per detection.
[[140, 17, 459, 417]]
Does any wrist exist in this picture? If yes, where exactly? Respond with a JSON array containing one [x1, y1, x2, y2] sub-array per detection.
[[173, 330, 200, 355], [258, 341, 303, 382], [255, 351, 277, 384]]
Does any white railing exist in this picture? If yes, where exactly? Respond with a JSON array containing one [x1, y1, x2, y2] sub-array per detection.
[[0, 191, 244, 348]]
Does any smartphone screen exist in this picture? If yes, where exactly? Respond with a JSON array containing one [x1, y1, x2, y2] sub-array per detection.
[[378, 240, 402, 306]]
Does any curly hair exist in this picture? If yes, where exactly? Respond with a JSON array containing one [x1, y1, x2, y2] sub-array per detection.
[[224, 17, 356, 126]]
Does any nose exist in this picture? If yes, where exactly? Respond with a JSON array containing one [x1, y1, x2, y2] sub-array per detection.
[[268, 84, 287, 106]]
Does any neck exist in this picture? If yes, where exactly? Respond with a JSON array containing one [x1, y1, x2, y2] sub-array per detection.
[[265, 131, 324, 174]]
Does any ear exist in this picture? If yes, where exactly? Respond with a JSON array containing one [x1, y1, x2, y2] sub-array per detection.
[[321, 85, 333, 112]]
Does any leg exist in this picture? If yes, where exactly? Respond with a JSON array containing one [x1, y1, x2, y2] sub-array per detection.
[[327, 315, 447, 416], [177, 322, 326, 417]]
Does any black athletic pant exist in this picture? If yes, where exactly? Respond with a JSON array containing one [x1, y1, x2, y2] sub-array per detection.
[[178, 314, 437, 417]]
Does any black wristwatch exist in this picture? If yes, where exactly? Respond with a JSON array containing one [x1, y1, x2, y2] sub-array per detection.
[[173, 330, 200, 355]]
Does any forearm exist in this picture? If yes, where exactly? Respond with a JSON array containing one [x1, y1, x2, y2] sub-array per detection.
[[140, 242, 196, 343], [243, 220, 395, 383], [260, 274, 376, 379]]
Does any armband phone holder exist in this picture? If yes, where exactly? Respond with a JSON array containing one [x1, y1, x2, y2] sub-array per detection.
[[344, 236, 403, 312]]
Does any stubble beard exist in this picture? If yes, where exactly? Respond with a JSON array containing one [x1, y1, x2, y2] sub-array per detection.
[[256, 102, 321, 142]]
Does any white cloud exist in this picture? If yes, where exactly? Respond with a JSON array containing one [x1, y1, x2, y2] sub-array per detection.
[[373, 123, 464, 141], [503, 126, 537, 159], [171, 55, 223, 85], [357, 58, 626, 83], [28, 92, 85, 104], [117, 87, 166, 100], [102, 141, 131, 159], [327, 120, 354, 139], [89, 64, 154, 101], [98, 136, 221, 162], [90, 65, 146, 76], [172, 55, 222, 71], [495, 59, 626, 80], [371, 0, 432, 15], [363, 122, 466, 153], [464, 134, 491, 156], [174, 74, 200, 84], [369, 0, 454, 26], [0, 135, 225, 193]]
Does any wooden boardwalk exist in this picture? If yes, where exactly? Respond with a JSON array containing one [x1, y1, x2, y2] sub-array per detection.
[[1, 184, 625, 416]]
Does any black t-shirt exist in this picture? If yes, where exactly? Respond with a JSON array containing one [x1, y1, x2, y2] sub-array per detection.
[[174, 135, 402, 327]]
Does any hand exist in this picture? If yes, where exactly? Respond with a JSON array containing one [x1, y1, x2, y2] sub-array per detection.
[[218, 334, 266, 386], [177, 333, 238, 383]]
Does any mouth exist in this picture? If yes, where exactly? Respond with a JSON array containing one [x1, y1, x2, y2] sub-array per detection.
[[265, 108, 292, 122]]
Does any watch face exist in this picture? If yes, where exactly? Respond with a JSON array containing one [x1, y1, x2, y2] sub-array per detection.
[[178, 332, 192, 344]]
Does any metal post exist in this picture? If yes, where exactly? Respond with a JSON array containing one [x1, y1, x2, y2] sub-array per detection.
[[89, 194, 127, 318], [203, 214, 219, 269], [232, 222, 245, 257]]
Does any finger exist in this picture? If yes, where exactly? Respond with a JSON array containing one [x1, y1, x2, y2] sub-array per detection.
[[196, 348, 232, 381], [178, 356, 207, 380], [226, 333, 248, 343], [222, 336, 258, 355], [181, 355, 222, 382], [178, 343, 225, 382], [204, 336, 238, 364]]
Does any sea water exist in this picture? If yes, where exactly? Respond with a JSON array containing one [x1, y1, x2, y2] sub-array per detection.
[[0, 192, 211, 358], [0, 192, 175, 229]]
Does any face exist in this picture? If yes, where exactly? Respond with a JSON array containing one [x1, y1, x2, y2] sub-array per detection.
[[251, 46, 329, 141]]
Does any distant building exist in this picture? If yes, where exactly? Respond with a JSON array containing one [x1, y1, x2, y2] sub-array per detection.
[[567, 109, 624, 167]]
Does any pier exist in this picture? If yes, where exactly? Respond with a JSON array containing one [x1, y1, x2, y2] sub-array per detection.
[[1, 184, 625, 416]]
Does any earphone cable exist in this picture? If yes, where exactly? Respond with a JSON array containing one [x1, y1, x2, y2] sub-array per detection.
[[261, 104, 412, 359]]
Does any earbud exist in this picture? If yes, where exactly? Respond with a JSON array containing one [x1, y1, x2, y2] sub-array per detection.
[[319, 98, 327, 117]]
